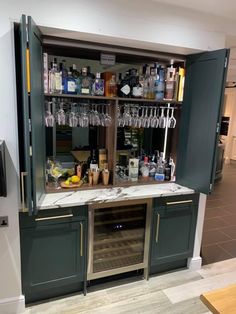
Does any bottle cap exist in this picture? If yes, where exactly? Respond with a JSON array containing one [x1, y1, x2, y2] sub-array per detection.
[[96, 72, 101, 79]]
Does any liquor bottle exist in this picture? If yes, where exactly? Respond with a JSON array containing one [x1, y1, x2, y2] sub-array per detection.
[[64, 71, 76, 94], [49, 58, 62, 94], [164, 158, 171, 181], [108, 75, 117, 97], [149, 67, 156, 99], [80, 67, 92, 95], [132, 73, 143, 98], [119, 72, 131, 98], [164, 60, 176, 100], [60, 60, 68, 94], [140, 156, 149, 178], [87, 66, 95, 79], [117, 73, 123, 95], [155, 152, 165, 181], [129, 68, 138, 91], [93, 72, 105, 96], [71, 64, 79, 79], [90, 149, 98, 171], [143, 65, 150, 99], [155, 65, 165, 101]]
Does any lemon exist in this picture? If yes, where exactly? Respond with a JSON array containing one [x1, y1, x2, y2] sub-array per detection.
[[71, 175, 80, 184], [65, 180, 70, 186]]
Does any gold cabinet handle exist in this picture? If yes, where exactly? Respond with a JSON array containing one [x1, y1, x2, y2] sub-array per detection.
[[156, 213, 160, 243], [80, 222, 83, 257], [166, 200, 193, 205], [21, 172, 28, 212], [35, 214, 73, 221]]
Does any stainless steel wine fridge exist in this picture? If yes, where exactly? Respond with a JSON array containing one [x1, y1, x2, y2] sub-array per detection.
[[87, 199, 152, 280]]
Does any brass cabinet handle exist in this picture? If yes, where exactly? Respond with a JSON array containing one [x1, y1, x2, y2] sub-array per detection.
[[35, 214, 73, 221], [80, 222, 83, 257], [156, 213, 160, 243], [166, 200, 193, 205], [21, 172, 28, 212]]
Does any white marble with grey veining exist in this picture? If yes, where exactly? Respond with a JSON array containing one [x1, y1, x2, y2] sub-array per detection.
[[38, 183, 194, 210]]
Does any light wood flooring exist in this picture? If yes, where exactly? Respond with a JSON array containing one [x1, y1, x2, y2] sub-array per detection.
[[24, 257, 236, 314]]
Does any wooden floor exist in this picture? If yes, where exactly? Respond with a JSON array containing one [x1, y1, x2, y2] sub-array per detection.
[[24, 258, 236, 314]]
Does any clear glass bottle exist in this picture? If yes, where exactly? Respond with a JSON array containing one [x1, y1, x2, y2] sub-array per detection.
[[49, 58, 62, 94], [80, 67, 92, 95], [108, 75, 117, 97], [93, 72, 105, 96], [140, 156, 149, 178], [155, 65, 165, 101], [164, 59, 176, 100], [149, 67, 156, 99]]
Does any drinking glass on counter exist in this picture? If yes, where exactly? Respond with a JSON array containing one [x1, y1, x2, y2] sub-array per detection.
[[49, 160, 63, 189]]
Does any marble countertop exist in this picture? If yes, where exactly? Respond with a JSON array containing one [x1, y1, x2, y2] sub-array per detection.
[[38, 183, 194, 210]]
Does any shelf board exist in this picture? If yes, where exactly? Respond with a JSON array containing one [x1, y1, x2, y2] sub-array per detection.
[[44, 93, 182, 104], [44, 93, 116, 101]]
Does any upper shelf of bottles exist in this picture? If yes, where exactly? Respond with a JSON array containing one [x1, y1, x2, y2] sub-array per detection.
[[44, 93, 182, 105]]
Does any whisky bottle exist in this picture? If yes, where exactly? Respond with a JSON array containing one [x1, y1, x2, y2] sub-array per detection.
[[108, 75, 117, 97]]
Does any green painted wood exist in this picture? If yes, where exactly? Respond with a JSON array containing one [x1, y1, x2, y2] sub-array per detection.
[[20, 219, 87, 303], [151, 195, 198, 268], [19, 206, 88, 228], [28, 16, 45, 211], [20, 15, 33, 213], [176, 49, 229, 195]]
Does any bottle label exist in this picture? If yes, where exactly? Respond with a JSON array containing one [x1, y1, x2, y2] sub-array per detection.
[[95, 80, 105, 95], [55, 73, 62, 91], [81, 88, 90, 94], [132, 86, 143, 97], [121, 84, 131, 95], [67, 81, 76, 92], [90, 163, 98, 171]]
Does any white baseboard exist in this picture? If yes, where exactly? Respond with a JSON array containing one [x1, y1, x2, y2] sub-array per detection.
[[187, 256, 202, 271], [0, 295, 25, 314]]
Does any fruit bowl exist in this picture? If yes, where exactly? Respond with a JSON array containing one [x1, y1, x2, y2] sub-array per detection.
[[60, 180, 83, 188]]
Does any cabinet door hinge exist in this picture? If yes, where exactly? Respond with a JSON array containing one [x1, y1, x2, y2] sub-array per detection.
[[209, 183, 213, 192], [216, 122, 220, 133], [225, 57, 228, 68], [28, 119, 31, 132], [29, 146, 32, 156]]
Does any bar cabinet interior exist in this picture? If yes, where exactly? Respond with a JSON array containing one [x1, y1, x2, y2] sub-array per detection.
[[15, 15, 229, 214], [15, 14, 229, 303]]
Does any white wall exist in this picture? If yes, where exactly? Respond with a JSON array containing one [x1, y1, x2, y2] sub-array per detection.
[[0, 0, 232, 312], [223, 88, 236, 162]]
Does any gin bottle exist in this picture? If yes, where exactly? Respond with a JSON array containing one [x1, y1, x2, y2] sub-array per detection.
[[93, 72, 104, 96], [64, 71, 76, 94], [80, 67, 92, 95], [49, 58, 62, 94]]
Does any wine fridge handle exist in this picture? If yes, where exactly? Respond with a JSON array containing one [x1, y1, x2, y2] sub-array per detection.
[[156, 213, 160, 243], [21, 172, 28, 212], [80, 222, 83, 257]]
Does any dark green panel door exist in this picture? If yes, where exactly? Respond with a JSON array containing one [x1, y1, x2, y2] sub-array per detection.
[[151, 197, 198, 267], [20, 15, 45, 213], [19, 14, 32, 212], [177, 49, 229, 194], [21, 220, 86, 303], [28, 16, 45, 209]]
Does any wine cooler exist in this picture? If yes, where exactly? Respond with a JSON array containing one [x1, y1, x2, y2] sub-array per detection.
[[87, 199, 151, 280]]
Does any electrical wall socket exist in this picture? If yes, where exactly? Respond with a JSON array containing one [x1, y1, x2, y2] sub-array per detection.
[[0, 216, 8, 227]]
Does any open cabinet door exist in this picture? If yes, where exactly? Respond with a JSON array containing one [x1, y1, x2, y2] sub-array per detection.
[[20, 15, 45, 214], [176, 49, 229, 195]]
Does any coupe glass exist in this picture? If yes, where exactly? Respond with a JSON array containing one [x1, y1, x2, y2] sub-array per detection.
[[50, 160, 63, 189]]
